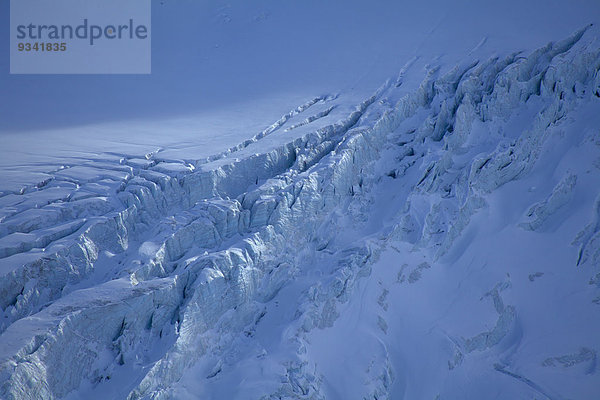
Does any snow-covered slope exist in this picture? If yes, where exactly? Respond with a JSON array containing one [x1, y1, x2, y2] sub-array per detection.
[[2, 0, 599, 191], [1, 19, 600, 399], [2, 1, 600, 398]]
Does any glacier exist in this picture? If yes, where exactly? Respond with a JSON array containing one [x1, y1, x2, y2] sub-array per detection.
[[1, 3, 600, 400]]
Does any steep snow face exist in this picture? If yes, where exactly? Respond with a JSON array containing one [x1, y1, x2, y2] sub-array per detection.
[[1, 24, 600, 399]]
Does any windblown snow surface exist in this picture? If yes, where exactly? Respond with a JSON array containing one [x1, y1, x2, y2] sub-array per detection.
[[2, 3, 600, 400]]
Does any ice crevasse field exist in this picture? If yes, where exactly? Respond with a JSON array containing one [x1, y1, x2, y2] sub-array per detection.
[[1, 0, 600, 399]]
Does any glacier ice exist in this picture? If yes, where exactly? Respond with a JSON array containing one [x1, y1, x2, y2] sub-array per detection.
[[1, 26, 600, 399]]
